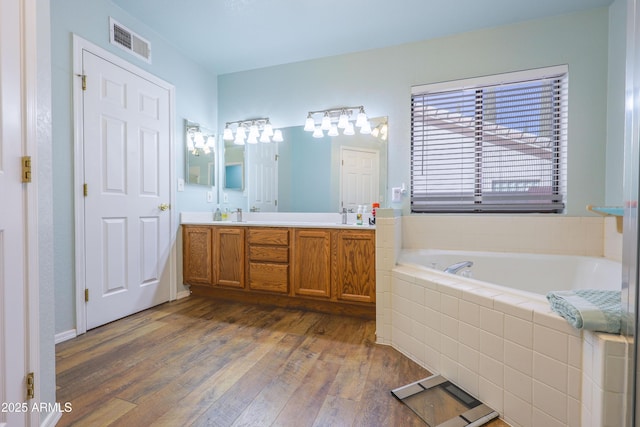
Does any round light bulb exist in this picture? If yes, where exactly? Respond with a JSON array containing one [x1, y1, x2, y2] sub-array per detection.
[[343, 122, 355, 136], [248, 124, 259, 139], [194, 131, 205, 148], [272, 129, 283, 142], [321, 113, 331, 131], [263, 122, 274, 137], [355, 110, 368, 128], [337, 111, 349, 129], [312, 127, 324, 138], [235, 126, 246, 140], [304, 116, 315, 132]]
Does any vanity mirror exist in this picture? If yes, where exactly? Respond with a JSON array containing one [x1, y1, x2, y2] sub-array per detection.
[[223, 116, 388, 212], [185, 120, 216, 186]]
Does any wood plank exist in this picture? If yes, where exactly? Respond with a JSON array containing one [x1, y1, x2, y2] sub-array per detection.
[[229, 344, 323, 426], [272, 359, 342, 426], [55, 296, 511, 427], [312, 395, 360, 427], [71, 398, 137, 426]]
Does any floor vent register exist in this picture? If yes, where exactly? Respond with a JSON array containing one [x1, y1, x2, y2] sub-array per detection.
[[391, 374, 499, 427]]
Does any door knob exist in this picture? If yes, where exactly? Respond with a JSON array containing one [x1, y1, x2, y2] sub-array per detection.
[[159, 203, 170, 211]]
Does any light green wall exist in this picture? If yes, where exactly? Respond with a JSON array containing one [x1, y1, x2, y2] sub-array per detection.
[[51, 0, 218, 334], [37, 0, 56, 417], [219, 8, 612, 215], [607, 0, 627, 206]]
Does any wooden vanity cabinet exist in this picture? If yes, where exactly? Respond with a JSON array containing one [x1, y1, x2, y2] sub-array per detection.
[[214, 227, 245, 289], [336, 230, 376, 303], [183, 224, 376, 318], [292, 229, 332, 298], [182, 226, 213, 285], [247, 228, 290, 293]]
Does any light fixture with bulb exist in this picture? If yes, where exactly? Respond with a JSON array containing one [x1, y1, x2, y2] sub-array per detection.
[[185, 119, 215, 156], [370, 119, 388, 141], [303, 106, 371, 139], [222, 117, 283, 145]]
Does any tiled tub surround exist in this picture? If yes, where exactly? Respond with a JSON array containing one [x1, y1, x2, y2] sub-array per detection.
[[374, 213, 627, 427]]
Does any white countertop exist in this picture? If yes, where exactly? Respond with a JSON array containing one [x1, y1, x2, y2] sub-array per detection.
[[180, 211, 376, 230]]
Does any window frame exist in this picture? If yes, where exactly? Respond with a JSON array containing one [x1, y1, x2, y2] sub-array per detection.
[[410, 66, 568, 214]]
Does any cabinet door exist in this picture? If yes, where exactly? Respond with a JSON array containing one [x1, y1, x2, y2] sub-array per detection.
[[182, 226, 213, 285], [293, 229, 331, 298], [215, 227, 245, 288], [336, 230, 375, 303]]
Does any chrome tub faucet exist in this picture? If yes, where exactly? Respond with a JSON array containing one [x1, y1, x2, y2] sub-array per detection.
[[444, 261, 473, 274]]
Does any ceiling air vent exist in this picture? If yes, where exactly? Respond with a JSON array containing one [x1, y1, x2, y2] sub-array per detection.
[[109, 18, 152, 63]]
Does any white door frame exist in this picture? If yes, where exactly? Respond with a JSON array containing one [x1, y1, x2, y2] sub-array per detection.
[[2, 0, 41, 425], [72, 35, 177, 335]]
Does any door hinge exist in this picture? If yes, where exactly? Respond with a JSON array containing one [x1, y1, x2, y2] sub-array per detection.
[[83, 183, 88, 197], [275, 200, 278, 207], [21, 156, 32, 183], [85, 288, 89, 302], [75, 73, 86, 91], [26, 372, 35, 400], [275, 154, 279, 161]]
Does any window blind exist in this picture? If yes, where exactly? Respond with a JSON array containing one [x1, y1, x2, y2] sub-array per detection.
[[411, 67, 568, 213]]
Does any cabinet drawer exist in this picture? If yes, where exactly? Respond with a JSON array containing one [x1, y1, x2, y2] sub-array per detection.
[[249, 245, 289, 263], [248, 263, 289, 293], [248, 228, 289, 245]]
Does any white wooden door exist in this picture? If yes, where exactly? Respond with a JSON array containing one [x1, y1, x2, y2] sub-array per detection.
[[82, 50, 172, 329], [247, 142, 278, 212], [341, 148, 380, 211], [0, 0, 28, 424]]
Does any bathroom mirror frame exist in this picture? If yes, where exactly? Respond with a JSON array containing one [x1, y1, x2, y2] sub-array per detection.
[[185, 120, 216, 187]]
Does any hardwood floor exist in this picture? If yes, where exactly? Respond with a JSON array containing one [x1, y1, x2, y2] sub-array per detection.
[[56, 296, 509, 426]]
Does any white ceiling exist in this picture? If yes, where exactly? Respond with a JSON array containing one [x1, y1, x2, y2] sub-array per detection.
[[112, 0, 613, 75]]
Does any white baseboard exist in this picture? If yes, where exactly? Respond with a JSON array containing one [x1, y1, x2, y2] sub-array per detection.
[[40, 408, 62, 427], [176, 290, 190, 300], [54, 329, 77, 344]]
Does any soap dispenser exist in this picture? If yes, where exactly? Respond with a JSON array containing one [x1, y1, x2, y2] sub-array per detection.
[[213, 205, 222, 221]]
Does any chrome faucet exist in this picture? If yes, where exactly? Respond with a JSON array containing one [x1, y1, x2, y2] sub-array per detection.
[[444, 261, 473, 274], [341, 208, 348, 224]]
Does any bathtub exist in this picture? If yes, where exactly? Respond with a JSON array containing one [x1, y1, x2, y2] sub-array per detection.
[[397, 248, 621, 298], [387, 249, 625, 427]]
